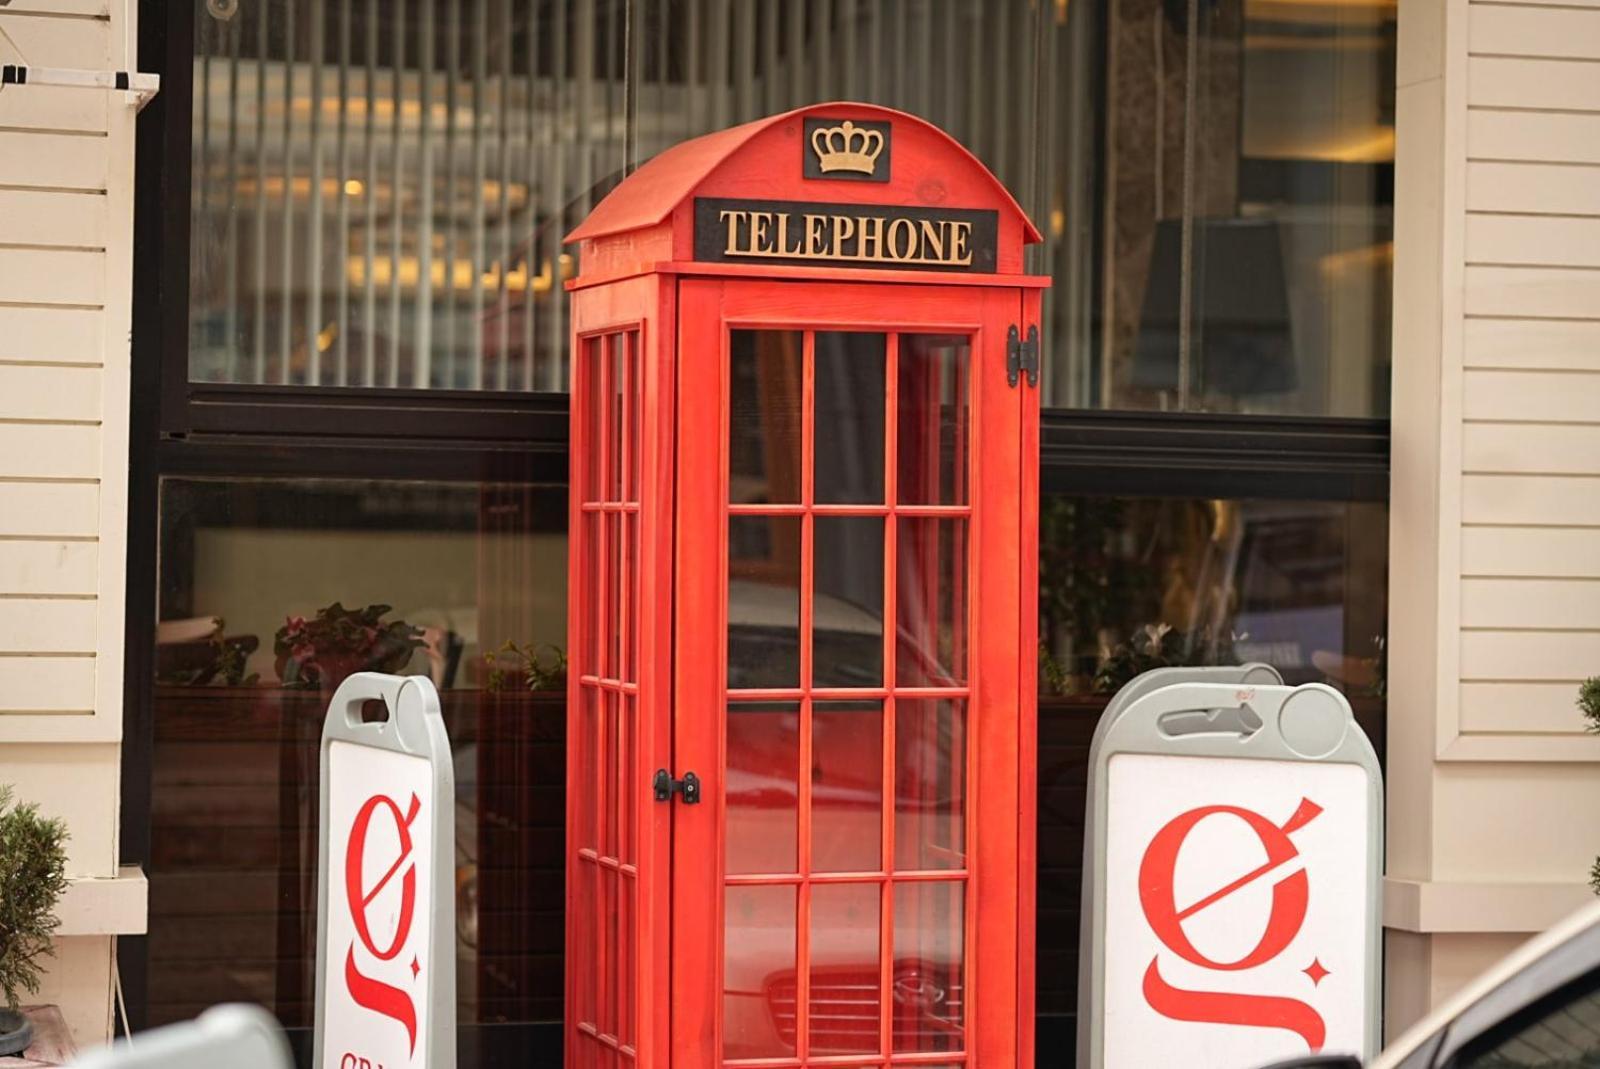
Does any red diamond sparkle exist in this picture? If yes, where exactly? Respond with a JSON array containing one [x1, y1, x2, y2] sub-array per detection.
[[1303, 958, 1330, 986], [411, 955, 421, 979]]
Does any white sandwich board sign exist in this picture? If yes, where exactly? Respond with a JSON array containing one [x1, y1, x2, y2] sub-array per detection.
[[1079, 674, 1382, 1069], [314, 673, 456, 1069]]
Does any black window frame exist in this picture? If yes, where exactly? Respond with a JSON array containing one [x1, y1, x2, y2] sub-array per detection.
[[121, 0, 1389, 1058]]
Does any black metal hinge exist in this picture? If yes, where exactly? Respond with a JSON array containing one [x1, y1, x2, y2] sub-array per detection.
[[653, 768, 701, 804], [1006, 324, 1039, 388]]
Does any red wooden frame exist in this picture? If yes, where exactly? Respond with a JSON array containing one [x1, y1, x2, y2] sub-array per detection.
[[567, 103, 1043, 1069]]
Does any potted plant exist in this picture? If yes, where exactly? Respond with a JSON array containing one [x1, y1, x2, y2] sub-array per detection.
[[481, 640, 568, 694], [0, 786, 69, 1056], [1578, 677, 1600, 894], [274, 602, 425, 695]]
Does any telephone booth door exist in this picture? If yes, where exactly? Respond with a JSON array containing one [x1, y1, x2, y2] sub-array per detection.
[[670, 279, 1036, 1069], [565, 101, 1044, 1069]]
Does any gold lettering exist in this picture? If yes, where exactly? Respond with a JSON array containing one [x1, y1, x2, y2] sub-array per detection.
[[887, 218, 916, 261], [858, 215, 885, 261], [751, 212, 773, 253], [950, 221, 972, 266], [830, 215, 855, 259], [720, 209, 748, 256], [777, 213, 804, 256], [713, 205, 979, 267], [805, 214, 828, 257]]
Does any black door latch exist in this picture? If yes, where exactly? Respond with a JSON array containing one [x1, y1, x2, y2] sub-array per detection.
[[653, 768, 701, 804]]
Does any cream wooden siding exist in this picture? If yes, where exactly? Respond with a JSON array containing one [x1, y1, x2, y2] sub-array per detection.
[[0, 0, 136, 1049], [1451, 0, 1600, 753]]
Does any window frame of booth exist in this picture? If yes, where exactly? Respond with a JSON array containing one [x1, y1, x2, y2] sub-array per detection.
[[118, 0, 1390, 1059]]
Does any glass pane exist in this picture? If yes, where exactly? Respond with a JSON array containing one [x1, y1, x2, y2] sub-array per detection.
[[724, 885, 798, 1060], [729, 515, 801, 689], [189, 0, 609, 391], [621, 696, 636, 868], [897, 335, 970, 506], [814, 332, 887, 504], [609, 334, 626, 502], [895, 700, 968, 872], [149, 476, 568, 1038], [892, 882, 966, 1053], [814, 517, 885, 688], [731, 330, 802, 505], [584, 337, 605, 498], [192, 0, 1391, 413], [809, 883, 883, 1055], [897, 519, 967, 688], [1457, 977, 1600, 1068], [726, 702, 800, 875], [1035, 495, 1389, 1033], [812, 700, 883, 874]]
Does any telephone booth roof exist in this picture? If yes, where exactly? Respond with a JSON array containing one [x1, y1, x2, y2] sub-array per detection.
[[567, 102, 1044, 283]]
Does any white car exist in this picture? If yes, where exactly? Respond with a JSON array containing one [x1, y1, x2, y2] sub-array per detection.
[[1265, 899, 1600, 1069]]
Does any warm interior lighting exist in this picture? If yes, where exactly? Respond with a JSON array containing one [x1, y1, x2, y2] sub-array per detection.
[[316, 322, 337, 352], [344, 179, 364, 196], [1319, 241, 1394, 279], [346, 252, 575, 294]]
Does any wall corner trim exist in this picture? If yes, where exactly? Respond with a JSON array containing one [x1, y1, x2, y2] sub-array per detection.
[[56, 866, 147, 937], [1384, 877, 1594, 935]]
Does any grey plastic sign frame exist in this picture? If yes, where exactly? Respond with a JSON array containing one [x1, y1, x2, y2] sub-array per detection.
[[1077, 672, 1383, 1068], [312, 672, 457, 1069], [74, 1005, 292, 1069]]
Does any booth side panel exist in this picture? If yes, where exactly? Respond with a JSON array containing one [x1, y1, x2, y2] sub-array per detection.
[[970, 286, 1027, 1069], [1017, 285, 1043, 1069], [567, 274, 673, 1068]]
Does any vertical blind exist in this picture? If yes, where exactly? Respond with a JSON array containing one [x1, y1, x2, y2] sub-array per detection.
[[189, 0, 1091, 399], [189, 0, 1394, 415]]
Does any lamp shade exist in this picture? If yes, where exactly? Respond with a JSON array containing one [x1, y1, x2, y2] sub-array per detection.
[[1131, 217, 1296, 398]]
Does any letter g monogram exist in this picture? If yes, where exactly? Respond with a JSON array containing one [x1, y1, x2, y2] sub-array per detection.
[[1136, 797, 1328, 1051]]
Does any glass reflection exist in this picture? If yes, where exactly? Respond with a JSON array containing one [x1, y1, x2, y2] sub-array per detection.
[[725, 701, 800, 876], [814, 516, 885, 688], [898, 335, 970, 506], [731, 330, 803, 506], [814, 332, 886, 504], [897, 518, 967, 688], [728, 515, 802, 690], [149, 476, 566, 1034], [892, 881, 966, 1053], [724, 884, 798, 1060], [809, 883, 883, 1055], [811, 700, 883, 874]]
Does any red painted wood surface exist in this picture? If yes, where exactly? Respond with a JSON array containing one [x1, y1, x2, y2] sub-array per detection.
[[567, 102, 1044, 1069]]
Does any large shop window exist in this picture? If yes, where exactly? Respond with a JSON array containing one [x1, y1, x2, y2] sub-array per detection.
[[130, 0, 1394, 1063], [185, 0, 1393, 413], [145, 478, 566, 1047]]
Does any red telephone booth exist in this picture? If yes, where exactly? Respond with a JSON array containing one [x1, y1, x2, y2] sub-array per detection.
[[564, 102, 1045, 1069]]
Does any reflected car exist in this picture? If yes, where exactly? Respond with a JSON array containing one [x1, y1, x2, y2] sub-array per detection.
[[1262, 899, 1600, 1069]]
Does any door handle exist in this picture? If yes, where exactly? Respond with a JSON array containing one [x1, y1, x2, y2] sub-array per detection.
[[652, 768, 701, 804]]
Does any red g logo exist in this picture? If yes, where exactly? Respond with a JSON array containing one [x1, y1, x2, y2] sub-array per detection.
[[1137, 797, 1327, 1051], [343, 791, 422, 1055]]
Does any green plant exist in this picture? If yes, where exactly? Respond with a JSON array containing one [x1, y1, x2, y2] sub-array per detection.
[[1039, 643, 1071, 697], [274, 602, 424, 689], [1579, 676, 1600, 734], [157, 623, 260, 686], [482, 641, 568, 693], [1582, 677, 1600, 895], [1091, 622, 1242, 695], [0, 787, 69, 1011]]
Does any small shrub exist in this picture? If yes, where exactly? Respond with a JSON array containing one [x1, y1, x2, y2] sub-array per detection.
[[0, 787, 70, 1010], [1579, 676, 1600, 733]]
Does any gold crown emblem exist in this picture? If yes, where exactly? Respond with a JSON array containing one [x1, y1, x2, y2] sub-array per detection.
[[811, 120, 885, 175]]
